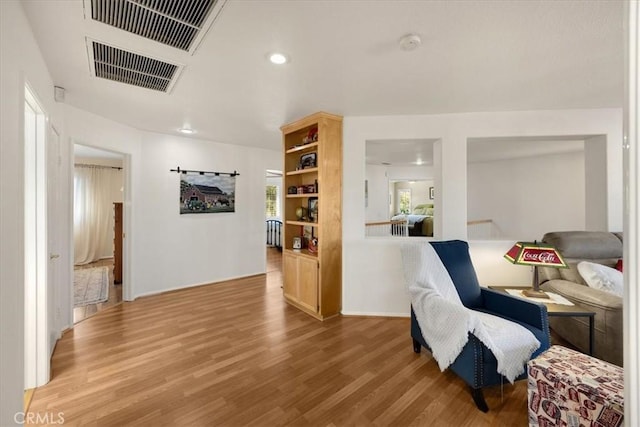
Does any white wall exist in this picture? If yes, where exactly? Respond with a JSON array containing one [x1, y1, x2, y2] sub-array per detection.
[[365, 164, 389, 222], [63, 105, 281, 299], [584, 135, 609, 230], [341, 238, 534, 317], [467, 150, 585, 241], [386, 165, 435, 182], [0, 1, 64, 423], [342, 109, 623, 316], [134, 132, 280, 297]]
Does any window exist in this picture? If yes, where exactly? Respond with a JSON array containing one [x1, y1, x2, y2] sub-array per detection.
[[398, 189, 411, 214], [266, 185, 279, 218]]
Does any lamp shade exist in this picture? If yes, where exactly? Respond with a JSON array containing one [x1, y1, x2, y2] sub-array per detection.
[[504, 241, 568, 268]]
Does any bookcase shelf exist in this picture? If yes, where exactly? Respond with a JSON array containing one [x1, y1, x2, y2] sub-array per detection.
[[285, 142, 319, 154], [281, 112, 342, 320], [286, 193, 318, 198], [286, 167, 318, 176]]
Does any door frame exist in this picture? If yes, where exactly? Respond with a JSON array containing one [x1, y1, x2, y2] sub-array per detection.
[[48, 124, 63, 345], [69, 143, 132, 308], [23, 82, 50, 388]]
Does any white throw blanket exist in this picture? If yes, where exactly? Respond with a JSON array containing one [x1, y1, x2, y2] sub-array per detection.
[[401, 242, 540, 383]]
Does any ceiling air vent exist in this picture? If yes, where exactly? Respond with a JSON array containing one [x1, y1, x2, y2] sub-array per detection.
[[89, 0, 225, 52], [88, 40, 182, 92]]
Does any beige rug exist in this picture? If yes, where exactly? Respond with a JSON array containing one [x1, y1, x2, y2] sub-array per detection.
[[74, 266, 109, 307]]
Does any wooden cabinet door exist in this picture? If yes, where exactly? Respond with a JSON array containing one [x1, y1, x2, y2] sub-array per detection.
[[283, 252, 298, 301], [297, 256, 318, 313]]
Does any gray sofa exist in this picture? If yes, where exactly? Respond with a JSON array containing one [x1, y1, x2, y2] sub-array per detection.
[[538, 231, 623, 366]]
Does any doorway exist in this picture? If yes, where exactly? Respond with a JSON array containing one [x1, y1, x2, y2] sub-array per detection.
[[265, 170, 283, 275], [72, 144, 125, 323]]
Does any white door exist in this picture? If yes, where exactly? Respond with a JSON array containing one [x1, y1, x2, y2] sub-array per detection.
[[47, 126, 62, 348]]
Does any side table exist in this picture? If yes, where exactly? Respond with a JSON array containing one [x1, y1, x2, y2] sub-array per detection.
[[487, 286, 596, 356]]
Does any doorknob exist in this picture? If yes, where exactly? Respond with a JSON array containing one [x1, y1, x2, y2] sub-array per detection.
[[49, 253, 60, 260]]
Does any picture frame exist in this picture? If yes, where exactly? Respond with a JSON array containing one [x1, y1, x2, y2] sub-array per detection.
[[308, 197, 318, 222], [300, 152, 317, 169], [180, 174, 236, 214], [429, 186, 434, 200]]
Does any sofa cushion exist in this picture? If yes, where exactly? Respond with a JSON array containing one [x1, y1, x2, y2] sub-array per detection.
[[559, 262, 587, 286], [577, 261, 623, 297], [542, 231, 623, 259]]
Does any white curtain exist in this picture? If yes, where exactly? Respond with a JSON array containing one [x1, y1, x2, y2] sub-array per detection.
[[73, 166, 120, 265]]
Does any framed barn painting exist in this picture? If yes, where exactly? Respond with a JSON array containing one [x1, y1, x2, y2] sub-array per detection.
[[180, 174, 236, 214]]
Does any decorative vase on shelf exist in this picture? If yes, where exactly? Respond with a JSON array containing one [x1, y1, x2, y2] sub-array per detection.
[[295, 207, 307, 221]]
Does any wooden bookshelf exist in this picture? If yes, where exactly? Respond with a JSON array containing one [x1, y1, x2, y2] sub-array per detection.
[[281, 112, 342, 320]]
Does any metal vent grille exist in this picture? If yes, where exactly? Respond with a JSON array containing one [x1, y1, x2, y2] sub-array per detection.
[[92, 41, 178, 92], [91, 0, 219, 51]]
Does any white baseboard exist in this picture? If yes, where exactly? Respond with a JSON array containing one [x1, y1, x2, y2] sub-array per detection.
[[132, 272, 266, 300], [341, 311, 409, 318]]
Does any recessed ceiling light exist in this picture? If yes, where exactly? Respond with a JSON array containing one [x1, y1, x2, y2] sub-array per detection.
[[178, 127, 196, 134], [269, 52, 288, 65]]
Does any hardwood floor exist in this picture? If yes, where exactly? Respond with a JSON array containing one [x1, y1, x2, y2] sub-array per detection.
[[74, 258, 123, 324], [30, 247, 529, 426]]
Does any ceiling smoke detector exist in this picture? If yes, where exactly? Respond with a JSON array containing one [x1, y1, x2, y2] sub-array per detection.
[[399, 34, 422, 51]]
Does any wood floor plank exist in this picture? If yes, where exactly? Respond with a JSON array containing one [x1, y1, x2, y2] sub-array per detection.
[[28, 247, 530, 426]]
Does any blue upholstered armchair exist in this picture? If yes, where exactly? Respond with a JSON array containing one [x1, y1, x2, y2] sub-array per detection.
[[410, 240, 550, 411]]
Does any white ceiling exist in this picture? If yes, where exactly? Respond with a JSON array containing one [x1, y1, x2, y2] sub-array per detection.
[[467, 136, 585, 163], [366, 139, 437, 166], [22, 1, 624, 153], [365, 137, 585, 166]]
